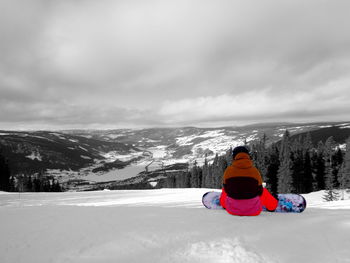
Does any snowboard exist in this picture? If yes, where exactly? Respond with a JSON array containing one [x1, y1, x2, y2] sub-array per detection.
[[202, 191, 306, 213]]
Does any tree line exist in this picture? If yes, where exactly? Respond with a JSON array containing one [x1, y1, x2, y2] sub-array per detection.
[[2, 130, 350, 197], [0, 153, 62, 192], [160, 131, 350, 200]]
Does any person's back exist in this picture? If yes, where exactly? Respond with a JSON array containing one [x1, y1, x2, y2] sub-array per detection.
[[220, 146, 278, 216]]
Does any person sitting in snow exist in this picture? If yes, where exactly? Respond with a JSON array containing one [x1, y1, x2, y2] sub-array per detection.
[[220, 146, 278, 216]]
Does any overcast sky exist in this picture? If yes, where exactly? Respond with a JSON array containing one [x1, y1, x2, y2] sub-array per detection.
[[1, 0, 350, 130]]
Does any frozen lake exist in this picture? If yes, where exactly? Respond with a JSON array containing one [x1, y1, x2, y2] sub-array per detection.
[[84, 164, 147, 182]]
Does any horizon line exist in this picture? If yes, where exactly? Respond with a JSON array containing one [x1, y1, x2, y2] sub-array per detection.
[[1, 120, 349, 132]]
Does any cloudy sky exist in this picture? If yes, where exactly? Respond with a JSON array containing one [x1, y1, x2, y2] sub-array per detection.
[[1, 0, 350, 130]]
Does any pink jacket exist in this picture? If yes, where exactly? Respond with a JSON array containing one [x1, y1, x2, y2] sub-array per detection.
[[220, 188, 278, 216]]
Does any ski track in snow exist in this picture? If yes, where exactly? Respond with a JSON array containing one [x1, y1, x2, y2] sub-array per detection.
[[1, 189, 350, 263]]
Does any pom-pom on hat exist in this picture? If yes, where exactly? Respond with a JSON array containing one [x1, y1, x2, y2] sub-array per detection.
[[231, 146, 250, 159]]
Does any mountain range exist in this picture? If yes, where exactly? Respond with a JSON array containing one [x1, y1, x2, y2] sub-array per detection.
[[1, 121, 350, 190]]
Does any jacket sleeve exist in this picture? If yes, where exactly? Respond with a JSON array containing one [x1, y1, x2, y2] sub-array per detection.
[[220, 188, 227, 209], [260, 188, 278, 211]]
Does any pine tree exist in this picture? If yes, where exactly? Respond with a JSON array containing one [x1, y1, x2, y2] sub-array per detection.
[[17, 174, 25, 192], [345, 138, 350, 188], [184, 171, 191, 188], [338, 137, 350, 199], [332, 148, 343, 188], [277, 130, 294, 193], [166, 174, 175, 188], [33, 178, 41, 192], [208, 165, 214, 188], [51, 179, 61, 192], [174, 172, 181, 188], [26, 176, 33, 192], [291, 149, 304, 193], [324, 136, 336, 190], [9, 176, 16, 192], [265, 145, 279, 196], [299, 132, 314, 193], [225, 147, 233, 165], [198, 167, 203, 188], [338, 163, 347, 200], [190, 162, 202, 188], [42, 180, 51, 192], [0, 154, 11, 191], [303, 151, 314, 193], [323, 189, 340, 201], [218, 156, 227, 188], [291, 135, 314, 193], [251, 135, 267, 181], [201, 158, 209, 188], [303, 132, 313, 151], [212, 154, 221, 188], [314, 141, 326, 190], [321, 136, 342, 201]]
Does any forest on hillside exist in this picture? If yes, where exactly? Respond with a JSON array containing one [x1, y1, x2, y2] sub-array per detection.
[[1, 130, 350, 198], [0, 154, 62, 192], [160, 131, 350, 199]]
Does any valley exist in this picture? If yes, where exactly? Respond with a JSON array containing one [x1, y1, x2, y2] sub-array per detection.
[[1, 121, 350, 191]]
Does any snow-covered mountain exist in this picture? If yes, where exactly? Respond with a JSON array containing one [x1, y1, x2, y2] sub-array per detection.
[[1, 121, 350, 190], [1, 188, 350, 263]]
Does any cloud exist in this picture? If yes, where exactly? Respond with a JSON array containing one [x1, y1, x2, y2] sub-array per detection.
[[0, 98, 151, 129], [1, 0, 350, 129], [159, 78, 350, 126]]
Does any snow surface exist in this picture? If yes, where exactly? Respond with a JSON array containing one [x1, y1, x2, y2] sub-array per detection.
[[176, 130, 247, 159], [100, 151, 144, 163], [148, 146, 168, 159], [25, 151, 43, 161], [1, 189, 350, 263]]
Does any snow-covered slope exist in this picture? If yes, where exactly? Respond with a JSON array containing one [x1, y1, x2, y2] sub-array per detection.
[[1, 189, 350, 263]]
